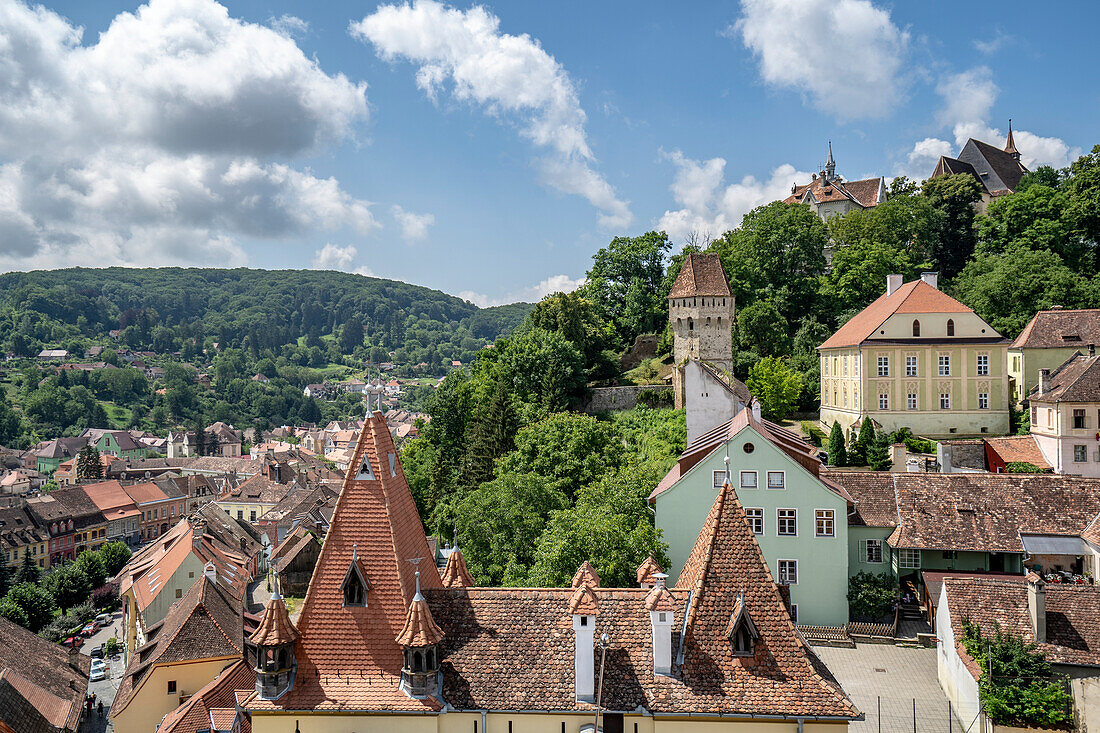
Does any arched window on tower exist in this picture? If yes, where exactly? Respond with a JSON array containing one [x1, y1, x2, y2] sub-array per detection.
[[947, 319, 955, 336], [688, 318, 694, 332], [912, 320, 920, 337]]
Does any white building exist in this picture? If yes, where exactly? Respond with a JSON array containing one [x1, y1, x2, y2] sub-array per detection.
[[1030, 348, 1100, 477]]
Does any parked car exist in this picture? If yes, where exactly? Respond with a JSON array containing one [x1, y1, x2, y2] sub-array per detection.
[[89, 659, 107, 681], [90, 644, 104, 659], [80, 622, 97, 636], [95, 613, 111, 626], [61, 636, 83, 650]]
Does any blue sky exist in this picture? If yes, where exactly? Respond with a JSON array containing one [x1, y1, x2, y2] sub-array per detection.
[[1, 0, 1097, 305]]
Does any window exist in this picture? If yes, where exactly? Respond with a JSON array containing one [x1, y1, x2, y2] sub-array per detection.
[[153, 508, 158, 519], [978, 392, 989, 410], [713, 470, 727, 488], [912, 320, 921, 337], [823, 358, 829, 377], [1031, 405, 1038, 425], [947, 319, 955, 336], [740, 471, 757, 489], [167, 680, 177, 694], [175, 588, 182, 599], [778, 560, 798, 584], [777, 509, 797, 536], [249, 510, 257, 522], [745, 508, 764, 535], [879, 393, 889, 410], [766, 471, 785, 489], [977, 354, 989, 376], [863, 539, 884, 564], [815, 510, 835, 537], [742, 442, 755, 454], [1075, 445, 1088, 463], [940, 392, 951, 410], [842, 356, 848, 376], [877, 356, 889, 377], [907, 392, 918, 410], [899, 549, 921, 569], [905, 355, 918, 376], [1074, 409, 1087, 429], [342, 565, 368, 607], [236, 510, 243, 520], [789, 604, 798, 623], [938, 355, 951, 376]]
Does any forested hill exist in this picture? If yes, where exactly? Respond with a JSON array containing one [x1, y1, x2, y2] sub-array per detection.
[[0, 268, 532, 369]]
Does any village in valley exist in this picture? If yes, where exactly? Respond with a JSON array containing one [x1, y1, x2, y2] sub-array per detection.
[[0, 1, 1099, 733]]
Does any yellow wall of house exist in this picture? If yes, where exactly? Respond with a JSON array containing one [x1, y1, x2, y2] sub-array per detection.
[[251, 712, 849, 732], [3, 541, 50, 569], [1009, 347, 1089, 404], [217, 501, 271, 523], [111, 657, 236, 733]]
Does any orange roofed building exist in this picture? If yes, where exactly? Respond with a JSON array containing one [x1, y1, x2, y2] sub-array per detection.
[[242, 412, 859, 732]]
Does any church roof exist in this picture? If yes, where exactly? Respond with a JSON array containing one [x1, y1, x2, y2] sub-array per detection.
[[931, 136, 1028, 197], [668, 253, 731, 298]]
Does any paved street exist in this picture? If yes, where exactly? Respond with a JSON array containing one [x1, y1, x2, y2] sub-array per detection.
[[813, 643, 967, 733], [79, 609, 125, 733]]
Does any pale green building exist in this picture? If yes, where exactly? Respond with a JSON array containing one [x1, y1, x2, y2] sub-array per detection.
[[650, 409, 852, 626]]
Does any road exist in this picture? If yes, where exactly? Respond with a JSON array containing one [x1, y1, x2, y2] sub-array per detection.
[[78, 609, 125, 733]]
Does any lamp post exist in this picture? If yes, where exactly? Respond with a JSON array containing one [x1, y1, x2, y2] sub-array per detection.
[[592, 633, 610, 733]]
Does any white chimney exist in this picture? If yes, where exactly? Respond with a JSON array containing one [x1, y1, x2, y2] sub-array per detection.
[[203, 560, 217, 585], [572, 613, 595, 702], [751, 399, 762, 423], [1038, 368, 1051, 395], [648, 574, 673, 676], [885, 274, 903, 297], [1027, 573, 1046, 643], [920, 272, 939, 290]]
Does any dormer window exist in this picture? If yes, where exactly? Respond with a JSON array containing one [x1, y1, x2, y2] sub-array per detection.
[[341, 552, 369, 607], [726, 592, 759, 658]]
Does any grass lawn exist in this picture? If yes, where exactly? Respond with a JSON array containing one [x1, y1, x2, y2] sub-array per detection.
[[99, 401, 132, 428]]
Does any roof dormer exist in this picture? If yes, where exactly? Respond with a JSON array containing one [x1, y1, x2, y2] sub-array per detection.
[[725, 591, 759, 658], [341, 544, 369, 607]]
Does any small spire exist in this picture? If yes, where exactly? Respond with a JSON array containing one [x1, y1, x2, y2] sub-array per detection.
[[352, 542, 357, 561], [724, 447, 731, 486], [1005, 118, 1020, 158], [826, 140, 835, 166]]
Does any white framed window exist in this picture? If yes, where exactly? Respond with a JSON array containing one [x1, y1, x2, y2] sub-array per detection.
[[712, 470, 727, 488], [1073, 409, 1086, 429], [978, 392, 989, 410], [777, 509, 797, 536], [862, 539, 884, 564], [778, 559, 798, 584], [905, 355, 918, 376], [745, 508, 764, 535], [740, 471, 758, 489], [899, 549, 921, 569], [1075, 445, 1088, 463], [815, 509, 835, 537], [938, 354, 951, 376], [878, 393, 889, 410], [766, 471, 785, 489], [907, 392, 918, 410], [877, 356, 889, 377], [977, 354, 989, 376], [823, 358, 829, 377], [940, 392, 951, 410], [843, 356, 848, 376]]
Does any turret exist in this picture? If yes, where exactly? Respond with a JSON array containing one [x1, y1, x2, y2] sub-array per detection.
[[823, 140, 836, 182], [249, 584, 299, 700], [395, 567, 445, 699], [1005, 119, 1020, 161]]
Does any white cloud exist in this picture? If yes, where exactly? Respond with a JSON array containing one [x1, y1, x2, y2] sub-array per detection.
[[391, 205, 435, 242], [734, 0, 908, 120], [656, 150, 812, 243], [974, 29, 1013, 55], [0, 0, 374, 269], [269, 14, 309, 38], [313, 243, 358, 270], [935, 67, 998, 129], [351, 0, 632, 230], [459, 273, 585, 308]]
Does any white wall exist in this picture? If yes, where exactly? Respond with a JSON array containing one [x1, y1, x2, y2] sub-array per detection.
[[936, 585, 985, 731], [684, 361, 744, 445]]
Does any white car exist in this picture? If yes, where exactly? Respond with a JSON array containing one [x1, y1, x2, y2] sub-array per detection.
[[89, 659, 107, 682]]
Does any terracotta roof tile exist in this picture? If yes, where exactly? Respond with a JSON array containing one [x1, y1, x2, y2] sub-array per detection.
[[567, 584, 599, 615], [394, 590, 445, 647], [1012, 309, 1100, 349], [668, 253, 731, 298], [0, 616, 88, 733], [984, 436, 1052, 470], [249, 594, 299, 647], [1031, 352, 1100, 403], [157, 659, 254, 733], [440, 547, 475, 588], [636, 555, 664, 586], [571, 561, 601, 589]]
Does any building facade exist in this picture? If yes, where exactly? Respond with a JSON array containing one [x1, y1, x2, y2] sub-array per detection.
[[1030, 350, 1100, 477], [668, 252, 735, 409], [783, 143, 885, 222], [1009, 308, 1100, 404], [929, 127, 1027, 214]]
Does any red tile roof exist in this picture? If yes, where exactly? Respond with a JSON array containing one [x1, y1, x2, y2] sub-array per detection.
[[667, 253, 731, 298], [157, 659, 255, 733], [783, 175, 884, 208], [636, 555, 664, 586], [571, 560, 601, 588], [249, 594, 299, 647], [984, 436, 1052, 470], [1032, 352, 1100, 403], [121, 481, 170, 506], [82, 479, 138, 512], [394, 587, 445, 647], [440, 547, 474, 588], [1012, 309, 1100, 349], [0, 616, 88, 733]]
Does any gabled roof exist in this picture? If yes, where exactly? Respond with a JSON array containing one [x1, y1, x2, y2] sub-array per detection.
[[932, 138, 1028, 197], [121, 481, 170, 506], [0, 615, 88, 733], [1031, 352, 1100, 403], [1012, 309, 1100, 349], [667, 253, 731, 299], [81, 479, 138, 513], [784, 175, 884, 209], [819, 279, 985, 350], [983, 435, 1052, 470]]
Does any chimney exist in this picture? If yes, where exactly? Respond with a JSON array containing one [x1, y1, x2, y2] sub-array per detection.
[[920, 272, 939, 290], [1027, 573, 1046, 643], [1089, 344, 1096, 357], [751, 399, 762, 423], [1038, 368, 1051, 395], [572, 612, 595, 701], [191, 519, 206, 551], [204, 560, 217, 586], [647, 573, 673, 676], [886, 274, 903, 297]]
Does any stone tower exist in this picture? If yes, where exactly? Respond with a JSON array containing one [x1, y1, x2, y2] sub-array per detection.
[[668, 253, 734, 408]]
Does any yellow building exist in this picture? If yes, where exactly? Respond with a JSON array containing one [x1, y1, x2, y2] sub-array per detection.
[[819, 273, 1010, 439], [243, 413, 859, 732], [1009, 308, 1100, 404], [0, 504, 50, 571]]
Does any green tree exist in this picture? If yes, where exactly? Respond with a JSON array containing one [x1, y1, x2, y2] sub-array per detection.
[[581, 231, 672, 347], [14, 551, 40, 585], [867, 432, 892, 471], [525, 291, 614, 377], [98, 541, 132, 577], [0, 399, 23, 447], [43, 563, 91, 611], [847, 571, 896, 621], [75, 444, 104, 481], [0, 559, 11, 598], [0, 596, 28, 628], [921, 173, 982, 280], [745, 356, 802, 421], [828, 421, 848, 467], [460, 379, 518, 490], [1005, 461, 1045, 474], [339, 317, 364, 354], [75, 550, 107, 589], [852, 416, 875, 466], [736, 299, 790, 357], [5, 583, 57, 632], [1064, 144, 1100, 272], [976, 184, 1092, 272], [495, 328, 586, 412]]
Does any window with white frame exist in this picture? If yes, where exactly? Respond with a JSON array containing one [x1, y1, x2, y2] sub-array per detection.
[[778, 560, 798, 584], [745, 508, 763, 535], [877, 355, 890, 377], [879, 393, 889, 410], [940, 392, 951, 410], [843, 356, 848, 376], [740, 471, 757, 489], [815, 509, 835, 537], [823, 358, 829, 377], [938, 354, 951, 376], [1073, 409, 1087, 429], [712, 470, 727, 488], [905, 355, 918, 376], [977, 354, 989, 376], [777, 509, 797, 536], [766, 471, 785, 489], [1075, 445, 1088, 463], [899, 549, 921, 568], [907, 392, 918, 410], [978, 392, 989, 410], [863, 539, 884, 563]]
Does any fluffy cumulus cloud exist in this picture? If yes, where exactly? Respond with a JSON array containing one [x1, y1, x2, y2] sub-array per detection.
[[351, 0, 632, 230], [734, 0, 908, 120], [313, 243, 357, 270], [391, 205, 435, 242], [459, 273, 585, 308], [0, 0, 374, 269], [656, 150, 812, 243]]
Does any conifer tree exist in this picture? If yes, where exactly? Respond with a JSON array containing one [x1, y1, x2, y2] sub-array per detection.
[[0, 557, 12, 598], [828, 421, 848, 467], [14, 550, 40, 585], [75, 445, 104, 481], [461, 380, 518, 490], [853, 416, 875, 466]]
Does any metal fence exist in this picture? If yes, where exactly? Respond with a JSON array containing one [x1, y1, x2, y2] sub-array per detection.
[[858, 695, 968, 733]]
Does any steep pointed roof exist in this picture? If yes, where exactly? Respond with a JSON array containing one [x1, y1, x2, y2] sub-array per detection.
[[636, 555, 664, 586], [644, 579, 675, 613], [567, 583, 599, 615], [571, 561, 600, 588], [440, 546, 475, 588], [668, 253, 732, 299], [395, 578, 445, 647], [248, 411, 442, 713], [249, 591, 298, 647], [1005, 121, 1019, 156]]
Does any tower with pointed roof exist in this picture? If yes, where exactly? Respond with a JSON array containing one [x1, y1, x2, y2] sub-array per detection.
[[249, 583, 299, 700], [668, 252, 735, 408], [1005, 119, 1020, 161], [823, 141, 836, 182]]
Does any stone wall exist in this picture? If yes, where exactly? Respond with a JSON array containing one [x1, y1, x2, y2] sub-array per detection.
[[620, 333, 658, 371], [580, 385, 671, 413]]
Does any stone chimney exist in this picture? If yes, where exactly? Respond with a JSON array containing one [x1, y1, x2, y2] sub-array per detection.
[[1038, 368, 1051, 395], [886, 274, 903, 297], [1027, 572, 1046, 643], [191, 519, 206, 551], [646, 573, 674, 676], [204, 560, 217, 586], [751, 399, 762, 423], [920, 272, 939, 290]]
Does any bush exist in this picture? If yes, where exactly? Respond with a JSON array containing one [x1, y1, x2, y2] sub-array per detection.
[[801, 421, 826, 447], [1005, 461, 1045, 474], [847, 571, 896, 622], [98, 541, 132, 577], [636, 388, 673, 408], [91, 585, 120, 611], [105, 637, 121, 656]]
